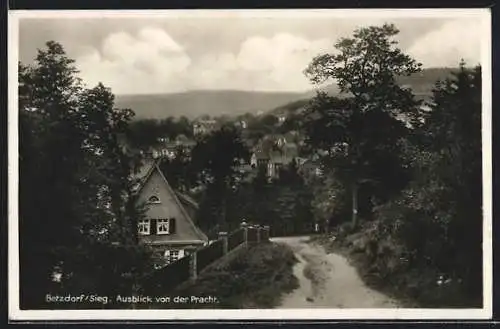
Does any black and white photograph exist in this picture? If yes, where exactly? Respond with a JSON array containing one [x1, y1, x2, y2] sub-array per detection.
[[8, 9, 492, 321]]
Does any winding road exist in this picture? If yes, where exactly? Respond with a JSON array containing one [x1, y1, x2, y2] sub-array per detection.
[[271, 236, 400, 308]]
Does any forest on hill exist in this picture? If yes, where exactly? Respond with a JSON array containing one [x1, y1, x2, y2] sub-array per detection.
[[115, 67, 457, 121]]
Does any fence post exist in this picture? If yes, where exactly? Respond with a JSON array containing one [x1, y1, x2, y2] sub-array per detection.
[[218, 231, 228, 254], [263, 225, 270, 241], [241, 220, 248, 247], [188, 247, 197, 281]]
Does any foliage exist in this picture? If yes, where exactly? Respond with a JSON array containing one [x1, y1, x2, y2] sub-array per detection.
[[303, 24, 482, 307], [225, 162, 315, 236], [191, 125, 251, 232], [303, 24, 421, 227], [126, 116, 193, 149], [377, 63, 482, 301], [304, 23, 423, 126], [158, 146, 194, 192], [325, 63, 483, 307], [18, 41, 154, 309]]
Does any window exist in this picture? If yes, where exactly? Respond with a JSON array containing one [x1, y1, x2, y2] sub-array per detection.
[[157, 219, 170, 235], [138, 219, 150, 235], [148, 196, 160, 204], [164, 249, 181, 264], [170, 250, 180, 262]]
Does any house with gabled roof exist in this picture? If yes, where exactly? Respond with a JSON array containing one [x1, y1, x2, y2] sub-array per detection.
[[250, 137, 300, 178], [131, 159, 208, 267]]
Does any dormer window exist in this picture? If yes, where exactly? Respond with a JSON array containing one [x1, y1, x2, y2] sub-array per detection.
[[148, 196, 160, 204]]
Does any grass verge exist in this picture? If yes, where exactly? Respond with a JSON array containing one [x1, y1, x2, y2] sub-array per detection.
[[146, 242, 299, 309]]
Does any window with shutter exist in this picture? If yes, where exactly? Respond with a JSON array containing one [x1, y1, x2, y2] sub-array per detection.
[[157, 219, 170, 235], [150, 218, 157, 235], [169, 217, 176, 234], [137, 219, 150, 235]]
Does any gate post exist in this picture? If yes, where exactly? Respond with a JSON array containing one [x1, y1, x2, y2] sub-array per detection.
[[263, 225, 270, 241], [218, 231, 228, 254], [241, 220, 248, 248]]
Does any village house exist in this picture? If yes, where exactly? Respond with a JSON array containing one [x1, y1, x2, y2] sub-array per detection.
[[298, 158, 323, 178], [193, 119, 219, 136], [234, 119, 248, 129], [132, 159, 208, 268], [250, 138, 299, 178], [150, 134, 196, 160]]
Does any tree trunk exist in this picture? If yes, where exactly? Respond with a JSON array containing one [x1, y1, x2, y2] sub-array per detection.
[[351, 182, 359, 229]]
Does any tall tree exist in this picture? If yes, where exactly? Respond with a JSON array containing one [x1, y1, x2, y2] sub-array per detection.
[[158, 146, 193, 192], [303, 24, 421, 227], [422, 63, 482, 298], [191, 125, 250, 232], [19, 41, 152, 308], [373, 63, 482, 306]]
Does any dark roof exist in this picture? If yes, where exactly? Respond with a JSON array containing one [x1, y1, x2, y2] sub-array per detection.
[[175, 191, 199, 209]]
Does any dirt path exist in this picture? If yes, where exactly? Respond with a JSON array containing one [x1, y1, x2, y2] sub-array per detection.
[[271, 236, 400, 308]]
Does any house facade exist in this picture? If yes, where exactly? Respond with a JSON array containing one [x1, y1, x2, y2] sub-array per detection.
[[250, 138, 300, 178], [149, 135, 197, 160], [193, 119, 219, 136], [132, 160, 208, 268]]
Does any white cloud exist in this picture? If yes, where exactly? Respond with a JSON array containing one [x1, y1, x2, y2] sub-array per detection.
[[406, 18, 482, 68], [77, 29, 332, 93], [190, 33, 332, 91], [76, 27, 191, 94], [74, 21, 483, 95]]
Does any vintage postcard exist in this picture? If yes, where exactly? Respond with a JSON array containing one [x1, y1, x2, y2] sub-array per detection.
[[8, 8, 492, 321]]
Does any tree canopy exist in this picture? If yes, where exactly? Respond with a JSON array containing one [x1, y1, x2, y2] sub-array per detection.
[[19, 41, 153, 308], [303, 24, 421, 227]]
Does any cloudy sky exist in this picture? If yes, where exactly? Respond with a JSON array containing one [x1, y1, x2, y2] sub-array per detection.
[[16, 10, 487, 95]]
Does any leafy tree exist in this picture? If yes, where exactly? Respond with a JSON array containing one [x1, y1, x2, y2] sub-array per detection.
[[249, 162, 314, 236], [158, 146, 193, 192], [126, 119, 162, 148], [175, 115, 193, 138], [303, 24, 421, 227], [126, 116, 193, 149], [374, 63, 482, 306], [423, 63, 482, 298], [19, 41, 153, 308], [191, 125, 250, 231]]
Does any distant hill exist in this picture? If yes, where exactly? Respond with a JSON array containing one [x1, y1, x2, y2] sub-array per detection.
[[116, 68, 458, 120], [115, 90, 306, 120], [396, 67, 459, 97], [267, 67, 459, 116]]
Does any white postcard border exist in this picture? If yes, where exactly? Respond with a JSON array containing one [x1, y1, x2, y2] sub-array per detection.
[[8, 8, 493, 321]]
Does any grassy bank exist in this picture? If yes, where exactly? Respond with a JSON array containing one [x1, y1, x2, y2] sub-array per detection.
[[309, 222, 481, 308], [147, 242, 299, 309]]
